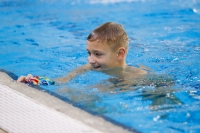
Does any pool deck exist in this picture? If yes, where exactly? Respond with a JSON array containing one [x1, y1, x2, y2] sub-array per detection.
[[0, 71, 134, 133]]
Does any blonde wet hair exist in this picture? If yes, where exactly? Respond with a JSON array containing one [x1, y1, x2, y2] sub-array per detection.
[[87, 22, 129, 52]]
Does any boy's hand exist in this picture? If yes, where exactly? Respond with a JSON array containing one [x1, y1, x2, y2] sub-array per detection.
[[17, 74, 33, 83]]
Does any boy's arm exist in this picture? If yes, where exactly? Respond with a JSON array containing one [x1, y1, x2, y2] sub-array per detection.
[[55, 64, 92, 83]]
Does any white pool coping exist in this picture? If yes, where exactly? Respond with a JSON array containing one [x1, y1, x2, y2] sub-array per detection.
[[0, 72, 134, 133]]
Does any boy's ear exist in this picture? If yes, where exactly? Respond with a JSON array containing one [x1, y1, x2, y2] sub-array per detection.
[[117, 47, 126, 60]]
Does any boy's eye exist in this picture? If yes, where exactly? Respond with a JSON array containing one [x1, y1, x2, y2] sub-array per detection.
[[87, 51, 91, 55], [95, 53, 102, 56]]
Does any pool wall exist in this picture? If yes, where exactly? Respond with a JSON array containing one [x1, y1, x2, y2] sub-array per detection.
[[0, 71, 134, 133]]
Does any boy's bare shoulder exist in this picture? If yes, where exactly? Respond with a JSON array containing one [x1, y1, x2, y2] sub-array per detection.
[[126, 66, 148, 75]]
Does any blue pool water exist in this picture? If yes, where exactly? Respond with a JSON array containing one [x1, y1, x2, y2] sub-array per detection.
[[1, 0, 200, 132]]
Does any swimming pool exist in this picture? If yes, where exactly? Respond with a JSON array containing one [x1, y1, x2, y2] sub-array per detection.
[[0, 0, 200, 132]]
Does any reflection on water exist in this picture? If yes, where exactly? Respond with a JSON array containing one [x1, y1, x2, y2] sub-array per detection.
[[56, 71, 200, 132]]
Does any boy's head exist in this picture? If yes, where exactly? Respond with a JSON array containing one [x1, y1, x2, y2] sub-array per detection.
[[87, 22, 128, 52], [86, 22, 129, 71]]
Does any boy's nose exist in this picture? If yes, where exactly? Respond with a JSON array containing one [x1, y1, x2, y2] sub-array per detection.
[[88, 56, 95, 64]]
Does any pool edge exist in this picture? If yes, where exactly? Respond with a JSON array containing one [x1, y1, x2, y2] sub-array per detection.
[[0, 71, 135, 133]]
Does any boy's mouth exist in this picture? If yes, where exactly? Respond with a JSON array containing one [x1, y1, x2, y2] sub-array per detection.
[[92, 65, 101, 70]]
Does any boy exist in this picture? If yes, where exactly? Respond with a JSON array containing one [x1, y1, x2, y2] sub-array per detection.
[[55, 22, 148, 83], [17, 22, 149, 87]]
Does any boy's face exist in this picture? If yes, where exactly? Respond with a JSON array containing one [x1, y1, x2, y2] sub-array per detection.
[[86, 40, 119, 71]]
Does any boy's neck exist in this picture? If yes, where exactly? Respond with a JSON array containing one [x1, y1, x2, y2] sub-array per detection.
[[101, 63, 127, 79]]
